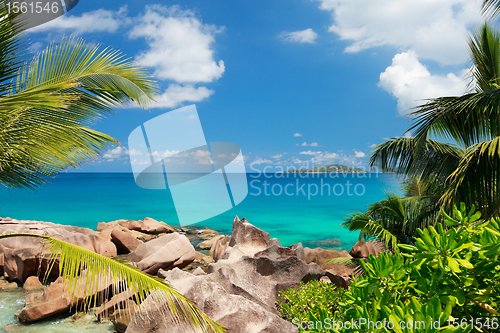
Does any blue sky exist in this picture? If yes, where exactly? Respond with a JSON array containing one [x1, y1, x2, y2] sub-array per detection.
[[28, 0, 483, 172]]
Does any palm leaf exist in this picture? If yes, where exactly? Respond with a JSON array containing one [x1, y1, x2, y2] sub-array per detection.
[[0, 35, 158, 190], [443, 136, 500, 218], [369, 137, 463, 187], [326, 257, 366, 278], [482, 0, 500, 18], [0, 233, 225, 333]]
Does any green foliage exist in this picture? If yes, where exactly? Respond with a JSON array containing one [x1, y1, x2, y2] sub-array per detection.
[[0, 1, 158, 190], [282, 205, 500, 332], [342, 192, 441, 250], [277, 280, 344, 324]]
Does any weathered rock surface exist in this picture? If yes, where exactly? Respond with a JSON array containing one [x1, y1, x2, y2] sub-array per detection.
[[16, 273, 114, 323], [208, 251, 324, 313], [0, 219, 117, 282], [349, 240, 385, 258], [209, 235, 230, 261], [23, 276, 43, 292], [197, 237, 218, 250], [228, 216, 270, 255], [125, 233, 195, 275], [197, 227, 219, 240], [110, 300, 139, 333], [304, 247, 355, 276], [0, 276, 18, 290], [111, 228, 143, 254], [98, 218, 177, 236], [126, 268, 298, 333]]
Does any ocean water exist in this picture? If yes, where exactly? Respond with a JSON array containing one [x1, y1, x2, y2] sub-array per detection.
[[0, 172, 402, 251]]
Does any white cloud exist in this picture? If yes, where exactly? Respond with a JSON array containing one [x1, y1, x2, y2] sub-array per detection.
[[378, 51, 468, 114], [130, 5, 225, 83], [300, 150, 322, 155], [317, 0, 482, 65], [151, 150, 180, 158], [29, 6, 128, 34], [149, 84, 214, 108], [293, 133, 303, 137], [252, 158, 273, 165], [297, 142, 320, 146], [272, 154, 283, 159], [282, 28, 318, 44], [103, 146, 128, 159], [354, 151, 365, 158]]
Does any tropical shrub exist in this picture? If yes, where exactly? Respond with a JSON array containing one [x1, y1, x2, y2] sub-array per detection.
[[280, 204, 500, 332], [276, 280, 345, 326]]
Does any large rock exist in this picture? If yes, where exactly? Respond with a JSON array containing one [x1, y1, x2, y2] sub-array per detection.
[[207, 250, 324, 313], [228, 216, 270, 255], [205, 220, 325, 313], [209, 235, 230, 261], [304, 247, 355, 276], [17, 272, 115, 323], [0, 219, 117, 282], [111, 228, 143, 254], [23, 276, 43, 292], [0, 276, 18, 290], [126, 268, 298, 333], [110, 300, 139, 333], [98, 218, 177, 236], [349, 240, 385, 258], [125, 233, 195, 275]]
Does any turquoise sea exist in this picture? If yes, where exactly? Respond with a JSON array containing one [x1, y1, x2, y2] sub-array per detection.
[[0, 172, 402, 251]]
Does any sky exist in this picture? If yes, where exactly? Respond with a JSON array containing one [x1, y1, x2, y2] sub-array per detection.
[[27, 0, 485, 172]]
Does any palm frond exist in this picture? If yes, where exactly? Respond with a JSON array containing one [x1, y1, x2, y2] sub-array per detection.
[[468, 22, 500, 92], [408, 24, 500, 147], [0, 37, 158, 190], [0, 233, 225, 333], [482, 0, 500, 18], [326, 257, 366, 278], [368, 137, 463, 184], [343, 193, 442, 249], [0, 2, 29, 93], [443, 136, 500, 218]]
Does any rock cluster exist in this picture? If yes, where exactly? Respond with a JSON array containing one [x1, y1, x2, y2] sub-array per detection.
[[0, 215, 385, 333], [0, 219, 116, 282]]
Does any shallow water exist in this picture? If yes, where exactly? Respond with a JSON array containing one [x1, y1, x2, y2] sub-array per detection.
[[0, 289, 114, 333]]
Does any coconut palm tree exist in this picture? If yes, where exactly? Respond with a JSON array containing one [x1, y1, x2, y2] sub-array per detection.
[[0, 3, 225, 332], [342, 186, 442, 250], [369, 22, 500, 219]]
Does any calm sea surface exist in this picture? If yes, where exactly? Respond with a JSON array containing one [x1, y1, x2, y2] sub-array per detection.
[[0, 173, 402, 251]]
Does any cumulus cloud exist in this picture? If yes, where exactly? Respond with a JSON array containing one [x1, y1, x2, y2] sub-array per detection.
[[293, 133, 303, 137], [29, 6, 128, 34], [281, 28, 318, 44], [149, 84, 214, 108], [317, 0, 482, 65], [30, 5, 224, 109], [378, 51, 468, 114], [272, 154, 283, 159], [354, 151, 365, 158], [103, 146, 129, 159], [130, 5, 225, 83]]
